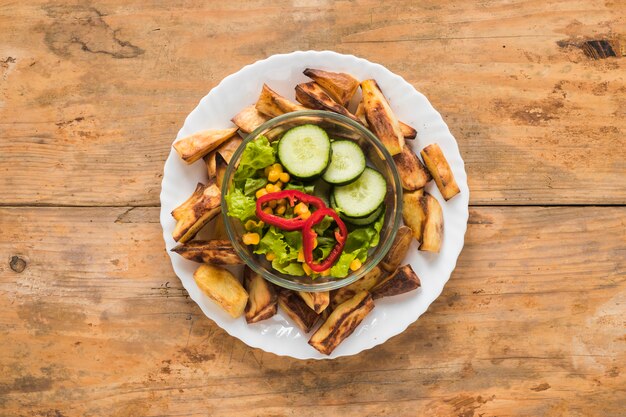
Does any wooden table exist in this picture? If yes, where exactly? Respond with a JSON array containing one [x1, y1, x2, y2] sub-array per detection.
[[1, 1, 624, 416]]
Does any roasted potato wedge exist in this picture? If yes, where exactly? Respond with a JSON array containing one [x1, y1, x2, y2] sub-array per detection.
[[171, 182, 221, 242], [204, 136, 243, 179], [401, 189, 426, 242], [303, 68, 359, 107], [215, 152, 228, 189], [357, 100, 416, 140], [295, 82, 362, 124], [244, 267, 278, 324], [371, 264, 421, 299], [330, 266, 385, 308], [171, 239, 243, 265], [193, 264, 248, 318], [255, 84, 306, 118], [278, 290, 320, 333], [309, 291, 374, 355], [361, 79, 405, 155], [420, 192, 444, 252], [297, 291, 330, 314], [173, 128, 238, 164], [231, 105, 270, 133], [399, 122, 417, 140], [393, 144, 431, 191], [420, 143, 460, 201], [380, 226, 413, 272]]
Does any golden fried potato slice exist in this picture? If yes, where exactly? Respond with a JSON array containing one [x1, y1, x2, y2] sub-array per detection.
[[380, 226, 413, 272], [297, 291, 330, 314], [357, 100, 416, 140], [204, 136, 243, 180], [303, 68, 359, 107], [278, 290, 320, 333], [330, 266, 385, 309], [231, 105, 270, 133], [361, 79, 405, 155], [171, 182, 221, 242], [295, 82, 362, 124], [193, 264, 248, 318], [255, 84, 307, 118], [244, 267, 278, 324], [173, 128, 238, 164], [419, 192, 444, 252], [371, 264, 421, 299], [171, 239, 243, 265], [393, 144, 431, 191], [215, 152, 228, 190], [309, 291, 374, 355], [401, 189, 426, 242], [420, 143, 460, 201]]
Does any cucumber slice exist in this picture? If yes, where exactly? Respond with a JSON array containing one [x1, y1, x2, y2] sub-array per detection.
[[322, 140, 366, 185], [341, 205, 383, 226], [277, 124, 331, 180], [332, 168, 387, 218]]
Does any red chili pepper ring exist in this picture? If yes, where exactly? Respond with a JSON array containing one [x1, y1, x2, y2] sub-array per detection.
[[255, 190, 326, 231], [302, 208, 348, 273]]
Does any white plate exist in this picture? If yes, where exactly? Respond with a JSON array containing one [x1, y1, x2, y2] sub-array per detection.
[[160, 50, 469, 360]]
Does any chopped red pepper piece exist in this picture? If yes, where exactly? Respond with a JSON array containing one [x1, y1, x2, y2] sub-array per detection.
[[302, 208, 348, 273], [255, 190, 326, 231]]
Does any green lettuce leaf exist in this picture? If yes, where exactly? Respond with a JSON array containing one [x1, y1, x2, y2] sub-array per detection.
[[243, 177, 268, 196], [284, 182, 315, 194], [234, 136, 275, 186], [254, 227, 300, 263], [225, 188, 256, 221], [272, 260, 305, 276]]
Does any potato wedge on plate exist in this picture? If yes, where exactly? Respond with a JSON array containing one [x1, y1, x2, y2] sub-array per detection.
[[205, 136, 242, 179], [194, 264, 248, 318], [255, 84, 306, 118], [171, 239, 243, 265], [302, 68, 359, 107], [297, 291, 330, 314], [244, 267, 278, 324], [393, 144, 431, 191], [278, 290, 320, 333], [401, 189, 426, 242], [231, 105, 270, 133], [419, 192, 444, 252], [171, 182, 221, 242], [173, 128, 238, 164], [295, 82, 362, 125], [214, 153, 228, 189], [309, 290, 374, 355], [356, 100, 416, 140], [380, 226, 413, 272], [361, 79, 405, 155], [330, 266, 384, 309], [421, 143, 460, 201], [371, 264, 421, 299]]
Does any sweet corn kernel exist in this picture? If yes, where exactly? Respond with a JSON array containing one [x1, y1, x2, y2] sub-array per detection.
[[268, 200, 277, 209], [274, 181, 283, 190], [266, 183, 281, 193], [297, 248, 305, 262], [320, 269, 331, 277], [275, 205, 286, 215], [299, 210, 311, 220], [242, 233, 260, 245], [279, 172, 290, 183], [302, 262, 312, 275], [264, 166, 271, 176], [349, 258, 362, 271], [262, 207, 273, 215], [244, 219, 262, 231], [266, 252, 276, 261], [255, 188, 268, 199], [268, 170, 280, 183], [271, 163, 283, 172], [277, 198, 287, 207], [294, 202, 309, 216]]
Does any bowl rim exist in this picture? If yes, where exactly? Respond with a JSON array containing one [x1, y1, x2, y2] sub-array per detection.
[[220, 110, 403, 292]]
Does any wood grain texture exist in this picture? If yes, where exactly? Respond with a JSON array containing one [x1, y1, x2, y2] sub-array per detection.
[[0, 0, 624, 206], [1, 206, 624, 416]]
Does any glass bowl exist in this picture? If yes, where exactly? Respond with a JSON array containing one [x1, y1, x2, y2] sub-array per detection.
[[221, 110, 403, 292]]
